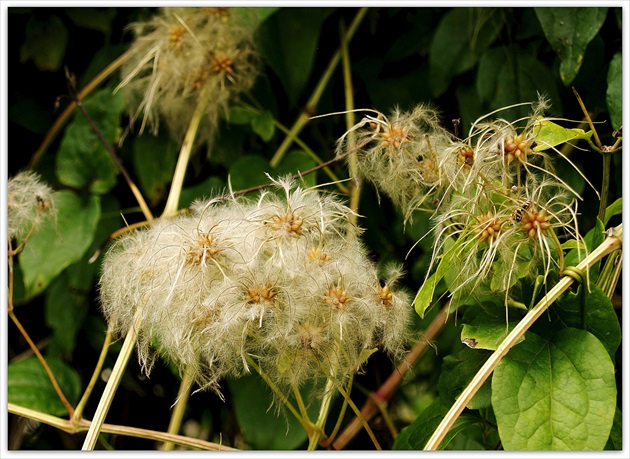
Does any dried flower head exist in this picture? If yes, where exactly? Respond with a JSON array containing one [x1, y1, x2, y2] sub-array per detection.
[[7, 171, 56, 242]]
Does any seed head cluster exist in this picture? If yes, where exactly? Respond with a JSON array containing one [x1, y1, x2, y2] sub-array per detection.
[[118, 7, 260, 144], [336, 99, 582, 302], [7, 171, 56, 242], [99, 179, 411, 395]]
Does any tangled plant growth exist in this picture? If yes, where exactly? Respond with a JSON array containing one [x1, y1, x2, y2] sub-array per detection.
[[6, 6, 623, 452]]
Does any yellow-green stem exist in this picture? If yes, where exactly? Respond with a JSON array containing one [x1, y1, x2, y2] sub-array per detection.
[[162, 96, 209, 218], [82, 305, 144, 450], [269, 7, 368, 168], [73, 331, 112, 423], [598, 152, 611, 223], [160, 368, 194, 450], [424, 224, 622, 450], [307, 378, 335, 450]]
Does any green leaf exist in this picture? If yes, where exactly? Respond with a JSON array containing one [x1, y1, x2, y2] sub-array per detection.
[[606, 52, 622, 130], [461, 302, 525, 351], [226, 105, 257, 125], [564, 218, 605, 276], [227, 154, 271, 191], [132, 133, 178, 206], [228, 374, 318, 449], [439, 348, 493, 410], [551, 284, 621, 359], [492, 329, 616, 450], [19, 190, 101, 297], [532, 118, 593, 152], [8, 357, 81, 417], [45, 270, 90, 356], [603, 198, 622, 227], [535, 7, 608, 85], [275, 149, 318, 187], [393, 397, 481, 450], [20, 15, 68, 71], [429, 8, 502, 97], [256, 8, 333, 105], [56, 89, 125, 194], [65, 7, 116, 33], [476, 47, 505, 103], [251, 110, 275, 142], [179, 176, 225, 209]]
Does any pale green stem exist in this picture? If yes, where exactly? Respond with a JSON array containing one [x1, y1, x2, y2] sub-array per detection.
[[160, 367, 194, 450], [307, 378, 336, 450], [269, 7, 368, 168], [162, 96, 209, 218], [9, 403, 235, 450], [73, 331, 113, 423], [598, 152, 611, 223], [424, 224, 622, 450], [82, 305, 144, 450], [597, 250, 622, 299]]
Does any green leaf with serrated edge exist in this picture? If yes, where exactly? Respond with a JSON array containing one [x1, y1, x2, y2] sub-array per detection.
[[20, 15, 68, 71], [393, 397, 480, 450], [8, 357, 81, 417], [251, 110, 275, 142], [604, 407, 622, 450], [429, 8, 502, 97], [256, 8, 333, 105], [228, 374, 319, 449], [275, 149, 317, 187], [492, 329, 616, 450], [132, 133, 178, 206], [604, 198, 622, 227], [56, 89, 124, 194], [19, 190, 101, 298], [606, 52, 622, 130], [414, 237, 463, 318], [549, 284, 620, 359], [439, 348, 493, 410], [227, 154, 270, 191], [535, 7, 608, 85], [532, 118, 593, 152], [461, 302, 525, 351]]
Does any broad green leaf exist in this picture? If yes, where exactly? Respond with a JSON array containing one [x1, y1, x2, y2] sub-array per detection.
[[604, 407, 622, 450], [251, 109, 275, 142], [228, 154, 271, 191], [19, 190, 101, 297], [476, 47, 505, 103], [228, 374, 318, 449], [535, 7, 608, 85], [532, 118, 593, 152], [227, 105, 257, 125], [20, 15, 68, 71], [550, 284, 621, 359], [492, 329, 616, 450], [256, 8, 333, 105], [603, 198, 622, 227], [438, 348, 493, 410], [429, 8, 502, 97], [56, 89, 124, 194], [234, 7, 278, 30], [275, 149, 318, 187], [461, 302, 525, 351], [179, 176, 225, 209], [606, 52, 622, 130], [45, 271, 90, 356], [393, 397, 481, 450], [132, 133, 178, 206], [8, 357, 81, 417]]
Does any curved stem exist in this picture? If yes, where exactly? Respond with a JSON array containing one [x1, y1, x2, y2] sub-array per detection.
[[269, 7, 368, 168], [162, 96, 209, 218], [29, 48, 133, 169], [82, 305, 144, 450], [424, 224, 622, 450], [307, 378, 335, 450], [160, 367, 194, 450], [73, 331, 112, 423]]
